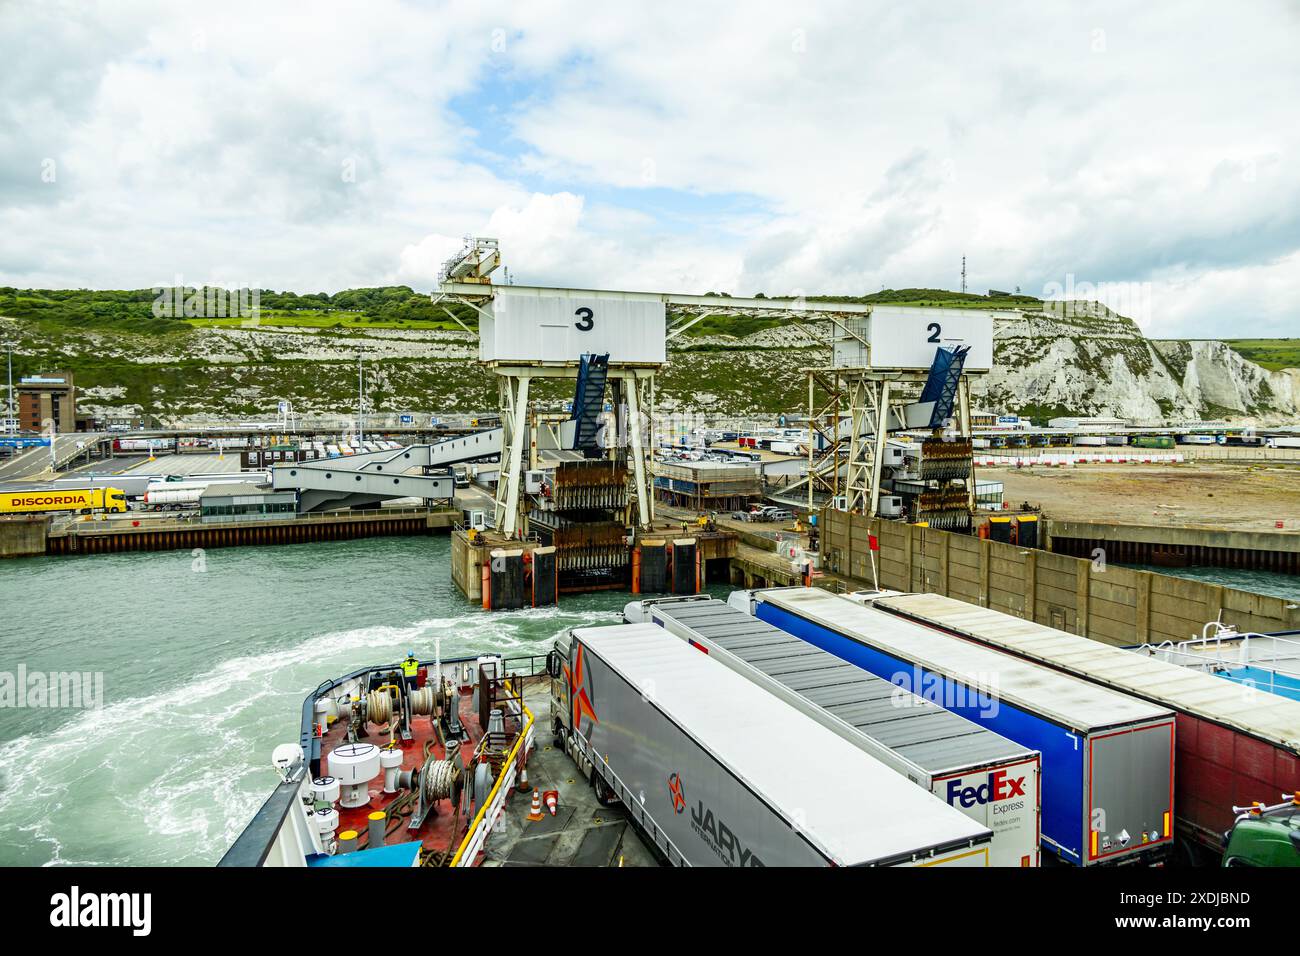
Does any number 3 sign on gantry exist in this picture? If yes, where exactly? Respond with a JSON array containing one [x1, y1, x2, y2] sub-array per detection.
[[479, 288, 667, 366]]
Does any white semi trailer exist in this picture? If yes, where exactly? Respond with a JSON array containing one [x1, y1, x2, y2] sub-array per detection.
[[551, 622, 993, 867]]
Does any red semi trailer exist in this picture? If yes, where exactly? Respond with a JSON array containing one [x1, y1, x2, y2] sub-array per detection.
[[866, 592, 1300, 864]]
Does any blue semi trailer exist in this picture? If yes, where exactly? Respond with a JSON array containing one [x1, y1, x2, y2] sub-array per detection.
[[744, 587, 1177, 866]]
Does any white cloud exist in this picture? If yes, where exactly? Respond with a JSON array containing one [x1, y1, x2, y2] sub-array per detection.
[[0, 0, 1296, 337]]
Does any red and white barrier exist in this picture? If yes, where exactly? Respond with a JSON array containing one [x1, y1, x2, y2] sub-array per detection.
[[975, 453, 1185, 468]]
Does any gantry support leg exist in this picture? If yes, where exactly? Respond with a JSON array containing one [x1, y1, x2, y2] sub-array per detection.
[[625, 373, 650, 530], [868, 381, 890, 519], [496, 374, 530, 537], [958, 376, 975, 515]]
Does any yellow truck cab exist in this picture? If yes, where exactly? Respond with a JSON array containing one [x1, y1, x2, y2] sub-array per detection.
[[0, 486, 128, 515]]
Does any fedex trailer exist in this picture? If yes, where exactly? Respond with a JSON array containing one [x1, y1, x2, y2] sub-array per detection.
[[554, 623, 993, 867], [633, 597, 1041, 866], [750, 588, 1177, 866]]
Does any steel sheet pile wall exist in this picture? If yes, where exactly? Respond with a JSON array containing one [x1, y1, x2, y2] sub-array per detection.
[[531, 460, 631, 583], [819, 510, 1300, 644]]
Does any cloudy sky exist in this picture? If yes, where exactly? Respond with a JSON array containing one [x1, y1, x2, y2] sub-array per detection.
[[2, 0, 1297, 337]]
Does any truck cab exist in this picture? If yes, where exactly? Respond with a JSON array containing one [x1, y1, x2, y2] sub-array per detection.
[[546, 630, 616, 805], [547, 631, 573, 746], [1222, 797, 1300, 867]]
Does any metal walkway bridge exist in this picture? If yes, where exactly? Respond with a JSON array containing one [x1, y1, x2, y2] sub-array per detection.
[[272, 429, 503, 511]]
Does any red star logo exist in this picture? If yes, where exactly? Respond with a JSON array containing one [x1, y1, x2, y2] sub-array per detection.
[[668, 773, 686, 813], [563, 645, 599, 729]]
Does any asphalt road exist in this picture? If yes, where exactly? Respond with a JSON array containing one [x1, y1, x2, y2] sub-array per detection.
[[120, 453, 243, 477], [454, 484, 495, 511], [0, 434, 96, 482], [61, 454, 149, 477]]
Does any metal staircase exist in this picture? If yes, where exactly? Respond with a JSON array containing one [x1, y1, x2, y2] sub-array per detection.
[[570, 353, 610, 455]]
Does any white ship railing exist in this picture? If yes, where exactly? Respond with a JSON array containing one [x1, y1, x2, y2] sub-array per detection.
[[1133, 627, 1300, 698], [449, 679, 535, 867]]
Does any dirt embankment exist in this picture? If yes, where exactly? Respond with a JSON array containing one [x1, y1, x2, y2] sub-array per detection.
[[986, 462, 1300, 531]]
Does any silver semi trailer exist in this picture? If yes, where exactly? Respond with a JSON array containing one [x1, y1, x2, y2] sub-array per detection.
[[553, 623, 994, 867], [631, 596, 1042, 866]]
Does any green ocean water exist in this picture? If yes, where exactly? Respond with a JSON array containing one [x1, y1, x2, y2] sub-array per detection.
[[0, 536, 652, 866], [1119, 564, 1300, 603], [2, 536, 1291, 868]]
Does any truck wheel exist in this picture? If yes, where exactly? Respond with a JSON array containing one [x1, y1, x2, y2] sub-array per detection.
[[592, 771, 616, 806], [551, 717, 564, 749]]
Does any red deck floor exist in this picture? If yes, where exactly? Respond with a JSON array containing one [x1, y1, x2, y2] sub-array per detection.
[[323, 683, 484, 862]]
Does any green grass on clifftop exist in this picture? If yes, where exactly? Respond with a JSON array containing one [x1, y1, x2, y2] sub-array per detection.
[[1221, 339, 1300, 372], [0, 286, 477, 334], [680, 288, 1044, 337]]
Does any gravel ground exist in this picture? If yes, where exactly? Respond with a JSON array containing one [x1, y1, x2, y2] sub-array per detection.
[[985, 461, 1300, 531]]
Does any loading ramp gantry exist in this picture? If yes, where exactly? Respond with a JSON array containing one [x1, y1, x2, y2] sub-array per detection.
[[433, 250, 886, 538], [792, 305, 1007, 530]]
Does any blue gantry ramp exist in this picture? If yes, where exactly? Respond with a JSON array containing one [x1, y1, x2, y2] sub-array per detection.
[[570, 353, 610, 454], [918, 345, 970, 429]]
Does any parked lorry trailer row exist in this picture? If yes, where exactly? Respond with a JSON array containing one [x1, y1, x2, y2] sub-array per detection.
[[552, 623, 994, 866], [744, 587, 1177, 866], [51, 474, 154, 498], [867, 591, 1300, 863], [628, 595, 1042, 866]]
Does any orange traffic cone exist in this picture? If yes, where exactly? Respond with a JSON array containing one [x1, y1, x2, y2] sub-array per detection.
[[526, 789, 544, 822], [543, 789, 559, 816], [517, 763, 532, 794]]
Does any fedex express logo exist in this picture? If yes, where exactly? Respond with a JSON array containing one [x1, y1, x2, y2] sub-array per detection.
[[946, 770, 1025, 808]]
